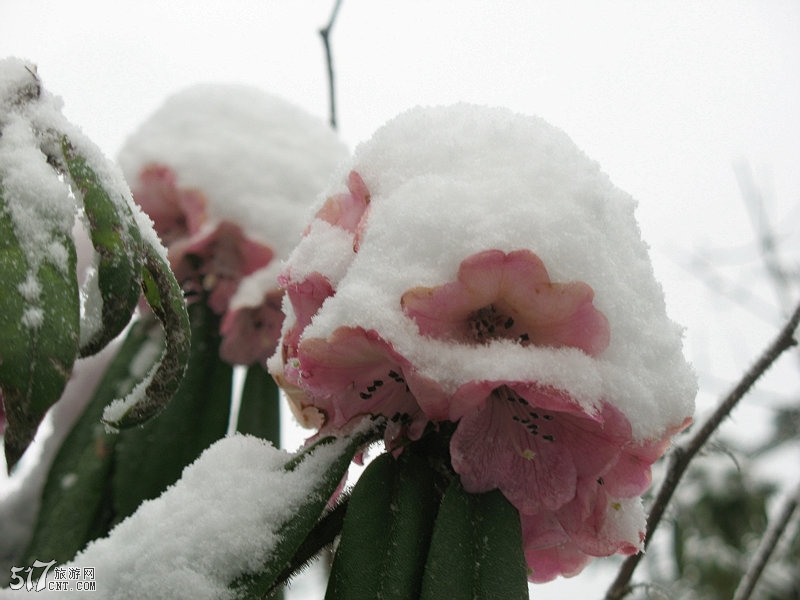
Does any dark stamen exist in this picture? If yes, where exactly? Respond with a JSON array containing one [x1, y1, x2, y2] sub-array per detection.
[[542, 434, 555, 442], [504, 317, 514, 329], [359, 392, 372, 400]]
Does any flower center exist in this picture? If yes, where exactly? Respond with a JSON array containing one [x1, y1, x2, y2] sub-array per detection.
[[468, 304, 531, 345]]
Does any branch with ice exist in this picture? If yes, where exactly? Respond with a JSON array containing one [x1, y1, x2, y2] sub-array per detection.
[[0, 58, 191, 470]]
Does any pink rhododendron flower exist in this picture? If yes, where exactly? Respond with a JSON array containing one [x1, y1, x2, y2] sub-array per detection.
[[219, 288, 284, 366], [448, 384, 641, 513], [279, 272, 335, 365], [130, 164, 208, 246], [290, 326, 425, 444], [120, 84, 349, 366], [402, 249, 609, 355], [312, 170, 370, 236], [269, 104, 697, 582], [172, 221, 274, 315]]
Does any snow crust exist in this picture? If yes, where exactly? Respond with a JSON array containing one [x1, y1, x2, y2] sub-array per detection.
[[276, 104, 696, 441]]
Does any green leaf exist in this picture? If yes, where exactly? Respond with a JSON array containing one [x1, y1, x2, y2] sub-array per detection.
[[326, 451, 439, 600], [0, 186, 79, 471], [231, 428, 380, 599], [23, 318, 157, 565], [111, 302, 231, 522], [101, 243, 191, 429], [61, 137, 143, 357], [237, 365, 281, 445], [420, 480, 528, 600]]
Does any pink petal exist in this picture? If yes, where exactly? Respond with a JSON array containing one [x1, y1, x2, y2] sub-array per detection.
[[132, 164, 208, 245], [280, 272, 335, 364], [557, 489, 645, 557], [311, 170, 371, 235], [523, 535, 592, 583], [401, 249, 610, 355], [451, 384, 633, 514], [219, 289, 284, 366], [173, 221, 274, 314], [296, 327, 423, 434]]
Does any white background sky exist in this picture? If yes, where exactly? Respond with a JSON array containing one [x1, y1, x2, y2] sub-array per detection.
[[2, 1, 800, 598]]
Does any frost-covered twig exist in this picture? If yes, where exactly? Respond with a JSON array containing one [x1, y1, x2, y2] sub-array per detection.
[[605, 300, 800, 600], [732, 481, 800, 600], [319, 0, 343, 130]]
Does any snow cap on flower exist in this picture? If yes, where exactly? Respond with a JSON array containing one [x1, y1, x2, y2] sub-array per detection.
[[118, 84, 348, 365], [273, 103, 695, 440], [269, 103, 696, 579]]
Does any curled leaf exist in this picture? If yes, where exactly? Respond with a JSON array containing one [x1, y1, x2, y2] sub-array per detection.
[[61, 137, 144, 357], [101, 243, 190, 429]]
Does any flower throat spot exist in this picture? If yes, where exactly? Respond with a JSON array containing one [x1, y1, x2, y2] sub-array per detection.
[[494, 387, 557, 443], [468, 304, 531, 345], [359, 372, 408, 401]]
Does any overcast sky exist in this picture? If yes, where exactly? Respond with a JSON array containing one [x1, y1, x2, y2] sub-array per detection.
[[2, 1, 799, 596]]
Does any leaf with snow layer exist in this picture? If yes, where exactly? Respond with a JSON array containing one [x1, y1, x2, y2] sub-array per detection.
[[101, 242, 191, 429], [0, 184, 79, 471], [420, 480, 529, 600], [326, 451, 440, 600], [230, 427, 381, 598], [112, 302, 231, 521], [61, 137, 144, 357]]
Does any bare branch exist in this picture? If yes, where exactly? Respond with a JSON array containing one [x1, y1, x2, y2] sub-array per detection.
[[319, 0, 343, 130], [732, 481, 800, 600], [605, 300, 800, 600]]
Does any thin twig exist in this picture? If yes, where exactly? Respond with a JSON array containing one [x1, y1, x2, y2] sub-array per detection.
[[732, 481, 800, 600], [319, 0, 343, 130], [734, 161, 794, 315], [605, 300, 800, 600]]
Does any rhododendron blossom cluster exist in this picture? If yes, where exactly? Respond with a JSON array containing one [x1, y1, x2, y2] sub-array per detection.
[[117, 84, 348, 366], [269, 104, 696, 581]]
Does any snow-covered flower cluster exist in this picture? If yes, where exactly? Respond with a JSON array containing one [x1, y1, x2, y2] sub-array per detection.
[[269, 104, 697, 581], [118, 84, 348, 366]]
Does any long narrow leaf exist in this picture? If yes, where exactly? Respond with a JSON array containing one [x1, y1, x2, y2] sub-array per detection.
[[237, 365, 281, 445], [23, 319, 157, 564], [420, 480, 528, 600], [0, 186, 79, 470], [326, 451, 439, 600]]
